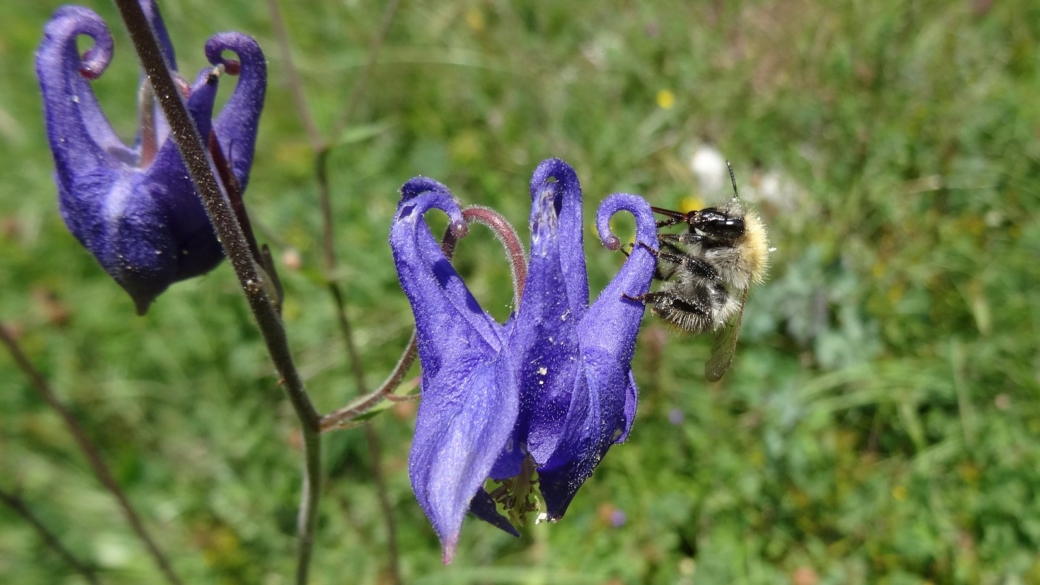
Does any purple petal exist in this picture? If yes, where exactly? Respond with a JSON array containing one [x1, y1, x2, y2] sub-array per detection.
[[586, 194, 659, 445], [537, 345, 627, 520], [390, 180, 502, 377], [391, 180, 520, 561], [529, 158, 589, 317], [37, 6, 133, 178], [468, 489, 521, 539], [139, 0, 178, 146], [583, 193, 658, 364], [104, 70, 224, 314], [510, 163, 586, 466], [206, 33, 267, 191], [141, 0, 177, 70], [537, 193, 658, 519], [409, 352, 519, 564]]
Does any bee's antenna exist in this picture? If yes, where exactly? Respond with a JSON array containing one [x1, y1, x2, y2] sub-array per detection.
[[726, 160, 739, 201]]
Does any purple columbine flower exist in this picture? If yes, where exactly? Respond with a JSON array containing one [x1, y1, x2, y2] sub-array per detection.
[[500, 160, 658, 520], [390, 159, 658, 562], [390, 177, 522, 564], [36, 1, 266, 314]]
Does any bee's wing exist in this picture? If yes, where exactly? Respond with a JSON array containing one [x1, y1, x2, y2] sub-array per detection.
[[704, 287, 748, 382]]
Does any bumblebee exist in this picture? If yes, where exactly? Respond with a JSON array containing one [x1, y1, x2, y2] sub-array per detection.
[[625, 163, 769, 381]]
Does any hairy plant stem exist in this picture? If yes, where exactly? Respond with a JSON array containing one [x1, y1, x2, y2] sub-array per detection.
[[111, 1, 321, 583], [0, 323, 176, 585], [319, 332, 417, 432], [454, 206, 528, 302]]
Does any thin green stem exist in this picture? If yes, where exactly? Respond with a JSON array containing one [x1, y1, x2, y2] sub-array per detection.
[[324, 278, 402, 585], [0, 487, 101, 584], [265, 0, 322, 150], [111, 1, 321, 583], [328, 0, 403, 145], [264, 1, 406, 580], [0, 323, 176, 585]]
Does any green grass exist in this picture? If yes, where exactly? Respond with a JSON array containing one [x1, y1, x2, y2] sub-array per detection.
[[3, 0, 1040, 583]]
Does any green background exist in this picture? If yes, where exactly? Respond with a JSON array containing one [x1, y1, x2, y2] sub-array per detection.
[[2, 0, 1040, 583]]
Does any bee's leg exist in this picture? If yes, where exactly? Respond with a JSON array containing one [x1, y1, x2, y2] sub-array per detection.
[[658, 236, 682, 251], [658, 236, 697, 258], [631, 240, 690, 280], [622, 243, 663, 304], [611, 240, 657, 260], [622, 289, 716, 331], [613, 241, 674, 284], [618, 243, 675, 282], [666, 292, 717, 334], [635, 240, 676, 280], [654, 250, 719, 281], [629, 240, 689, 267], [623, 290, 666, 304], [633, 240, 653, 251]]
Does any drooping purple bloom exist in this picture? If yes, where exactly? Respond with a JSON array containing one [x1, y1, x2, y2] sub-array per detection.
[[390, 177, 521, 564], [35, 1, 266, 314], [502, 159, 659, 520], [390, 159, 658, 562]]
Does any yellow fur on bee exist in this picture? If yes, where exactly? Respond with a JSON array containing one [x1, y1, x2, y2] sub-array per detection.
[[741, 212, 770, 284]]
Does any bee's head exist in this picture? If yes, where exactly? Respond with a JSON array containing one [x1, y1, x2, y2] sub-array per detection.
[[694, 208, 745, 244]]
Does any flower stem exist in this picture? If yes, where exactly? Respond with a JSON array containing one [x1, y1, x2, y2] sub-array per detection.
[[458, 205, 528, 302], [0, 323, 178, 585], [111, 1, 321, 583], [319, 331, 418, 432]]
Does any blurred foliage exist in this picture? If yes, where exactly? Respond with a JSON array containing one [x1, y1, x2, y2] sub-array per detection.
[[2, 0, 1040, 583]]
